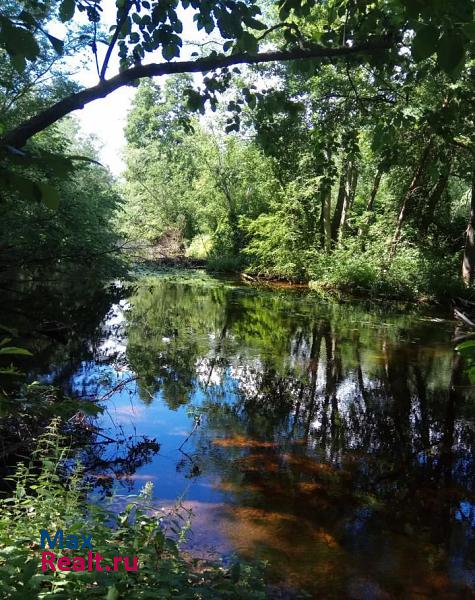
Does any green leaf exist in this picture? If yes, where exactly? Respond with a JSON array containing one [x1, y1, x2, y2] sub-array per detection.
[[230, 561, 241, 583], [468, 366, 475, 384], [46, 34, 64, 55], [10, 28, 40, 61], [162, 44, 179, 61], [371, 125, 390, 151], [0, 368, 21, 375], [21, 560, 36, 583], [437, 32, 465, 74], [0, 324, 16, 335], [59, 0, 76, 23], [244, 17, 267, 31], [106, 585, 120, 600], [120, 16, 132, 37], [4, 172, 37, 199], [462, 22, 475, 40], [37, 182, 60, 210], [238, 31, 258, 54], [81, 403, 103, 416], [69, 154, 104, 167], [0, 347, 32, 356], [185, 89, 203, 111], [401, 0, 422, 18], [11, 54, 26, 73], [455, 339, 475, 352], [412, 25, 438, 62]]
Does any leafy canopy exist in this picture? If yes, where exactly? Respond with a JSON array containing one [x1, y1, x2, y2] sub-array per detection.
[[1, 0, 473, 76]]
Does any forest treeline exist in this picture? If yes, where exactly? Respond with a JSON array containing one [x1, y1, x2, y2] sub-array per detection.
[[0, 0, 474, 305], [120, 61, 474, 301], [0, 14, 123, 290]]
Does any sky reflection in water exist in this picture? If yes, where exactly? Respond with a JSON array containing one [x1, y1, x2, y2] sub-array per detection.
[[70, 274, 475, 598]]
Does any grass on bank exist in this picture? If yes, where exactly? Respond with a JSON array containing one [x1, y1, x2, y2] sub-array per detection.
[[0, 418, 266, 600]]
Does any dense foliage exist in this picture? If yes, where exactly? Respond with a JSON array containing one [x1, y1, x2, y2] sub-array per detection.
[[121, 57, 474, 300], [0, 12, 124, 285], [0, 0, 473, 300]]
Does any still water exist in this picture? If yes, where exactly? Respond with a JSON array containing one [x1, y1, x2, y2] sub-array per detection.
[[65, 272, 474, 598]]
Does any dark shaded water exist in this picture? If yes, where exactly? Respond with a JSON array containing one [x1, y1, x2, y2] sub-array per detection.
[[32, 273, 475, 597]]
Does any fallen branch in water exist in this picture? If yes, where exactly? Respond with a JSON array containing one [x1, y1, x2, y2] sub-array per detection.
[[454, 308, 475, 329]]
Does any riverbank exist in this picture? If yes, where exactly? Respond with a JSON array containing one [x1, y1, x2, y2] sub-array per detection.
[[132, 254, 471, 307]]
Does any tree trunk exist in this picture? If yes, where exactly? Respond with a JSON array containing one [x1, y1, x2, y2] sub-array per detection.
[[318, 331, 333, 450], [331, 167, 348, 242], [358, 167, 383, 248], [386, 348, 412, 460], [338, 163, 358, 242], [389, 140, 433, 261], [462, 169, 475, 287], [304, 323, 324, 442], [323, 186, 332, 253], [329, 335, 341, 456], [420, 162, 451, 235]]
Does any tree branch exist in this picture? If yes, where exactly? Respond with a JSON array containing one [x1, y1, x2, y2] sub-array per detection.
[[257, 22, 302, 42], [100, 0, 134, 80], [0, 38, 393, 149]]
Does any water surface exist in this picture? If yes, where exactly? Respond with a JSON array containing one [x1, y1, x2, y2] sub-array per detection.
[[67, 272, 474, 598]]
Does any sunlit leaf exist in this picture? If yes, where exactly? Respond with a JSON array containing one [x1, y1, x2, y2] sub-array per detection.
[[106, 585, 120, 600], [455, 339, 475, 352], [0, 347, 32, 356]]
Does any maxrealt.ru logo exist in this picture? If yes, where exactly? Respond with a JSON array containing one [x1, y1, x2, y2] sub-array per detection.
[[40, 530, 138, 572]]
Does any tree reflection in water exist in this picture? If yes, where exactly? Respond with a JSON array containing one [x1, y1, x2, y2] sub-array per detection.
[[104, 275, 475, 597]]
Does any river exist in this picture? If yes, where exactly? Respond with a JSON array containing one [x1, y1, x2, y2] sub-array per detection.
[[25, 271, 475, 597]]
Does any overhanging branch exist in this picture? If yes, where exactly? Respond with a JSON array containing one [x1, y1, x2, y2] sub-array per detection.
[[1, 39, 393, 149]]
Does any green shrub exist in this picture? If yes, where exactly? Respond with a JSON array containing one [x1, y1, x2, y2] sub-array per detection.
[[308, 240, 466, 302], [185, 234, 213, 259], [206, 254, 245, 273], [243, 212, 317, 281], [0, 419, 266, 599]]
